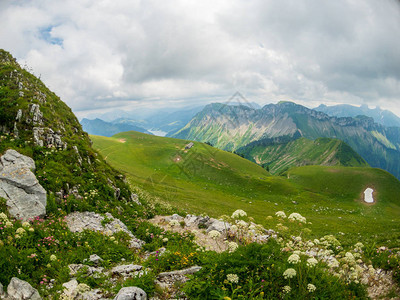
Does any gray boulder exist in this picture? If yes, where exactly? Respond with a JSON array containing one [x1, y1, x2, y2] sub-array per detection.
[[0, 149, 46, 221], [65, 212, 144, 249], [206, 218, 230, 233], [6, 277, 42, 300], [114, 287, 146, 300]]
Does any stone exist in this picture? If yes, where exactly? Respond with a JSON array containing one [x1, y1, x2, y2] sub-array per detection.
[[65, 211, 144, 249], [130, 194, 141, 205], [111, 264, 143, 277], [68, 264, 105, 277], [114, 287, 146, 300], [7, 277, 42, 300], [32, 127, 44, 147], [28, 104, 43, 125], [15, 109, 22, 122], [89, 254, 103, 266], [205, 218, 230, 233], [157, 266, 202, 279], [0, 149, 46, 221], [0, 282, 4, 297], [61, 279, 103, 300]]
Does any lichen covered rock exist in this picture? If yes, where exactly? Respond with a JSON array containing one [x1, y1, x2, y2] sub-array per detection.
[[0, 149, 46, 220]]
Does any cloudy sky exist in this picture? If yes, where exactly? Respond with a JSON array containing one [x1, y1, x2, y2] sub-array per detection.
[[1, 0, 400, 118]]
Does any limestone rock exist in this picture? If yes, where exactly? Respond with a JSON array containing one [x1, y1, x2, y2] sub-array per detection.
[[130, 194, 141, 205], [61, 279, 103, 300], [205, 218, 230, 233], [65, 211, 144, 249], [0, 149, 46, 221], [6, 277, 42, 300], [157, 266, 202, 279], [89, 254, 103, 266], [0, 282, 4, 297], [27, 104, 43, 125], [111, 264, 143, 278], [68, 264, 105, 277], [114, 287, 146, 300]]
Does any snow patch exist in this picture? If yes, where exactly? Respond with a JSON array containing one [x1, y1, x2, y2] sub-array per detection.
[[364, 188, 374, 203]]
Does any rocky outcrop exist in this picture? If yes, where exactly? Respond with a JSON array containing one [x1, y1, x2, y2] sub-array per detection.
[[0, 149, 46, 221], [61, 279, 103, 300], [65, 211, 144, 248], [114, 287, 146, 300], [5, 277, 42, 300]]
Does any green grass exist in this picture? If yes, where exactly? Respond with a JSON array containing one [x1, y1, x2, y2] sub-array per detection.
[[91, 131, 400, 247]]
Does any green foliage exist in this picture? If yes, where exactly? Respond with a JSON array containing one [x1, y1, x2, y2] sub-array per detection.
[[184, 241, 368, 299]]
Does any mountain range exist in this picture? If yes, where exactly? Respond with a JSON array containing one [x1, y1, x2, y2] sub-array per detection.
[[171, 101, 400, 179], [315, 103, 400, 128], [81, 118, 151, 137]]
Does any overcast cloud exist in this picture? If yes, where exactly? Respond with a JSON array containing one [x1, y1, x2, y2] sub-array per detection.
[[1, 0, 400, 117]]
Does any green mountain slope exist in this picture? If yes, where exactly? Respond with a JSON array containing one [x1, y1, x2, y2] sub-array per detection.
[[0, 49, 133, 213], [171, 102, 400, 179], [92, 131, 400, 245], [237, 137, 368, 175]]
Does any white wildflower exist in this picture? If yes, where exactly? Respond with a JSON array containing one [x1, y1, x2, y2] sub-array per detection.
[[354, 242, 364, 249], [328, 258, 339, 268], [169, 220, 180, 227], [162, 238, 168, 242], [230, 225, 238, 232], [275, 211, 287, 218], [22, 222, 30, 228], [231, 209, 247, 219], [0, 212, 8, 222], [288, 213, 306, 223], [306, 257, 318, 267], [282, 285, 291, 293], [288, 254, 301, 264], [226, 273, 239, 283], [5, 221, 13, 228], [77, 283, 90, 293], [307, 283, 316, 292], [237, 220, 247, 228], [16, 227, 26, 235], [283, 268, 296, 279], [227, 241, 239, 253], [50, 254, 57, 261], [208, 230, 221, 239]]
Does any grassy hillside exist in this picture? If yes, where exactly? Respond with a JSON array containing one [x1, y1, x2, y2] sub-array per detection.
[[237, 137, 368, 175], [91, 131, 400, 246]]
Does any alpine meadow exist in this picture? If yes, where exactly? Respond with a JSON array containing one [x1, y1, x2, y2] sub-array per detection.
[[1, 1, 400, 299]]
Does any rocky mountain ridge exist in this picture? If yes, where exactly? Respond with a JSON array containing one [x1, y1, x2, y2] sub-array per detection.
[[172, 101, 400, 179]]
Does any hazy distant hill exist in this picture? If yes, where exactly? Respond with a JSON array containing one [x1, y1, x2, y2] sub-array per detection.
[[172, 101, 400, 179], [81, 118, 151, 137], [315, 104, 400, 128]]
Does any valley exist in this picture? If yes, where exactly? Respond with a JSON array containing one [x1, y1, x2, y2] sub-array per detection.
[[91, 131, 400, 247]]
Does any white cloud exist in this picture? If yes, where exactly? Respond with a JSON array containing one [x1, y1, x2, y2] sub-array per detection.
[[1, 0, 399, 116]]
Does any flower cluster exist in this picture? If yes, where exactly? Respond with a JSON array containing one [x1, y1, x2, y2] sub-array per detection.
[[288, 213, 306, 223], [208, 230, 221, 239], [169, 220, 180, 227], [288, 253, 301, 264], [275, 211, 287, 218], [283, 268, 296, 279], [226, 273, 239, 284], [307, 283, 316, 292], [231, 209, 247, 219], [226, 241, 238, 253]]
